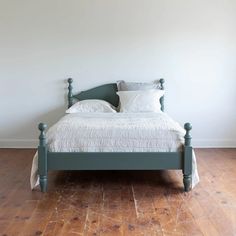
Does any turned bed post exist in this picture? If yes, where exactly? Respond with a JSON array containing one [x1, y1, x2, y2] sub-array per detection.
[[68, 78, 73, 108], [183, 123, 192, 192], [38, 123, 48, 192], [159, 78, 165, 112]]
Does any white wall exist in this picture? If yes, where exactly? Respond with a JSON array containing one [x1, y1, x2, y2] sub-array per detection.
[[0, 0, 236, 148]]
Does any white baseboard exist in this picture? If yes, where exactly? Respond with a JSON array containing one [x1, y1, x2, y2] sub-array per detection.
[[0, 139, 38, 148], [0, 138, 236, 149], [192, 139, 236, 148]]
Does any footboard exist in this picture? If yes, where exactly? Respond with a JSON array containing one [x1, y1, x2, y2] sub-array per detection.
[[37, 122, 192, 192]]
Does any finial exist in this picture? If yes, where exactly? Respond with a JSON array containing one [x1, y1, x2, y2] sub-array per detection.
[[38, 123, 47, 146], [159, 78, 165, 90], [184, 123, 192, 131], [184, 122, 192, 146], [38, 123, 47, 131], [68, 78, 73, 84]]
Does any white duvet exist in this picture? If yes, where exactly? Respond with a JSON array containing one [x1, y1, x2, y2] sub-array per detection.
[[31, 112, 199, 189]]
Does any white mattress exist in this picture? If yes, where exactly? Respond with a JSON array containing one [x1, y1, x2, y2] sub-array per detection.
[[31, 112, 199, 189], [47, 112, 186, 152]]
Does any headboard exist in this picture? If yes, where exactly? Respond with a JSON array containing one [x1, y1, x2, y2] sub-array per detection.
[[67, 78, 165, 111]]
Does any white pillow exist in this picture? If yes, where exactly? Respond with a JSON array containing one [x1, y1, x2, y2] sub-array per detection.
[[117, 90, 164, 113], [66, 99, 117, 113], [117, 80, 160, 91]]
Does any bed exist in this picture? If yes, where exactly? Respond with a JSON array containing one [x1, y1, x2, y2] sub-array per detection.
[[34, 78, 199, 192]]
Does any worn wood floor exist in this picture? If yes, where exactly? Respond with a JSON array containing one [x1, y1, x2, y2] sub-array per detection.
[[0, 149, 235, 236]]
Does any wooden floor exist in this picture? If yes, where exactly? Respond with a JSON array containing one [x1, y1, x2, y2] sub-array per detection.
[[0, 149, 235, 236]]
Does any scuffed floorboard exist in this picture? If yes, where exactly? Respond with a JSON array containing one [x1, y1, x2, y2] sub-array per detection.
[[0, 149, 236, 235]]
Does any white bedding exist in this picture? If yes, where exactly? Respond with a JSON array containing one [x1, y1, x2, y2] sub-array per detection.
[[31, 112, 199, 189]]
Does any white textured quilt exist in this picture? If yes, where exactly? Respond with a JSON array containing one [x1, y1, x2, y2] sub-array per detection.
[[31, 112, 199, 189]]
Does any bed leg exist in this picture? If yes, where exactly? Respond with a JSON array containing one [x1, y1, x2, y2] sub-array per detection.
[[38, 123, 48, 193], [183, 123, 192, 192], [40, 176, 47, 192], [183, 174, 191, 192]]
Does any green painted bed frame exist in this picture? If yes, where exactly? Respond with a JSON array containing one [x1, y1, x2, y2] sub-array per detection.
[[38, 78, 192, 192]]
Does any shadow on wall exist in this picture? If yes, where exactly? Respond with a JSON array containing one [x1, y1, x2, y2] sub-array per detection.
[[3, 106, 66, 140], [4, 79, 72, 140]]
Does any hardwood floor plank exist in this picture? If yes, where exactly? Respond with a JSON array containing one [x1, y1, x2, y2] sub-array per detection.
[[0, 148, 236, 236], [19, 192, 59, 236], [195, 158, 236, 235], [2, 200, 39, 236]]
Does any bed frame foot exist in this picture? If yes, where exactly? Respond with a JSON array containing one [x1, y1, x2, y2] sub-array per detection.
[[183, 174, 191, 192], [40, 176, 47, 192]]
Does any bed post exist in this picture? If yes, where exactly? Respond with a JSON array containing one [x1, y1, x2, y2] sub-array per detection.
[[68, 78, 73, 108], [183, 123, 192, 192], [159, 78, 165, 112], [38, 123, 48, 192]]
